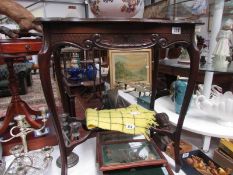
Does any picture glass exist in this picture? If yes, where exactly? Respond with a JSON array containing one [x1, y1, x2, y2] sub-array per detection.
[[101, 141, 161, 166], [100, 133, 145, 143]]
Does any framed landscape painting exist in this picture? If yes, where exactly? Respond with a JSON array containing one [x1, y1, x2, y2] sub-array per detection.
[[109, 49, 152, 88]]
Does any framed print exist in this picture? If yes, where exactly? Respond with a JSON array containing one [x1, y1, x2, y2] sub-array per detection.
[[109, 49, 152, 88], [144, 0, 169, 19], [96, 131, 166, 172]]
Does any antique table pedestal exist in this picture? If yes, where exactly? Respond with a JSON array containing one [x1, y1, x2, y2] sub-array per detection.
[[0, 39, 42, 134]]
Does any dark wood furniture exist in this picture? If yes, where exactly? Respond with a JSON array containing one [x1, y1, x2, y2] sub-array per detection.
[[0, 39, 42, 134], [36, 18, 201, 175], [159, 59, 233, 92], [61, 48, 105, 118]]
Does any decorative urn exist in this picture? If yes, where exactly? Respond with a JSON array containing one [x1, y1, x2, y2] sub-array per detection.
[[88, 0, 144, 18]]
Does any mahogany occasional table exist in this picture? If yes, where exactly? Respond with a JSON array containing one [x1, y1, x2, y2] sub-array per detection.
[[36, 18, 201, 175], [0, 39, 42, 134]]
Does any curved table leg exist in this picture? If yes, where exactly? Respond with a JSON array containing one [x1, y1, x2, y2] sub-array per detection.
[[173, 43, 200, 172], [38, 49, 68, 175], [18, 101, 41, 128], [0, 103, 15, 134], [0, 101, 42, 135], [21, 101, 41, 116]]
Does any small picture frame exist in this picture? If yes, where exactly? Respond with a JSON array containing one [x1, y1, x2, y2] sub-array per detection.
[[109, 49, 152, 88], [96, 131, 167, 172]]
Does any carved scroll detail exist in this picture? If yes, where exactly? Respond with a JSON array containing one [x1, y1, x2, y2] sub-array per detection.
[[50, 33, 192, 50]]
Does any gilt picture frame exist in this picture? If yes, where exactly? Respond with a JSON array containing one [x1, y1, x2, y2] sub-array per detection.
[[109, 49, 152, 88]]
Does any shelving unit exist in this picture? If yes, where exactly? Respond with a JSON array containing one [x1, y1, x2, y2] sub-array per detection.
[[159, 56, 233, 151], [60, 48, 105, 118], [154, 96, 233, 151], [160, 58, 233, 73]]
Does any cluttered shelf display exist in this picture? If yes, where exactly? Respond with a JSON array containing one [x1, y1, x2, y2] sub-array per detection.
[[60, 47, 107, 118]]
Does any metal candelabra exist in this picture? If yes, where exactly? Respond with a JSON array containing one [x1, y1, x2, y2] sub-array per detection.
[[4, 144, 54, 175], [0, 107, 48, 153]]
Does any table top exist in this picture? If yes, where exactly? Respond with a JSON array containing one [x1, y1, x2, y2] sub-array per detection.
[[154, 96, 233, 139], [4, 137, 185, 175], [118, 90, 233, 139], [0, 39, 42, 58], [160, 58, 233, 74], [35, 17, 203, 25]]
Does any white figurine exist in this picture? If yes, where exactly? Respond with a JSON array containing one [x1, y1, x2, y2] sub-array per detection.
[[213, 19, 233, 68]]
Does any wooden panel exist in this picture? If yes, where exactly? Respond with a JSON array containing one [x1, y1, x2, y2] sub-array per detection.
[[0, 40, 42, 54]]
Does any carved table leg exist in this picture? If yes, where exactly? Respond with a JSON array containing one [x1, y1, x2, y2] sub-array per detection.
[[150, 47, 160, 110], [173, 43, 200, 172], [38, 49, 68, 175]]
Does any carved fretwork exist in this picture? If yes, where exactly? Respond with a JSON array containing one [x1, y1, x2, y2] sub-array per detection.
[[51, 34, 93, 50], [92, 33, 158, 49], [50, 33, 192, 50]]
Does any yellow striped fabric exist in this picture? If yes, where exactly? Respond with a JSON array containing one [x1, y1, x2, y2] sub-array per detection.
[[86, 104, 157, 139]]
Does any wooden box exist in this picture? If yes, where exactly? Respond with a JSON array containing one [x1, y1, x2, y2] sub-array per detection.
[[181, 150, 232, 175], [213, 148, 233, 169], [219, 139, 233, 159]]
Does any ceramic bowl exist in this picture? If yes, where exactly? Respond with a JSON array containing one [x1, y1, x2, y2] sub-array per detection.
[[196, 91, 233, 127], [88, 0, 144, 18]]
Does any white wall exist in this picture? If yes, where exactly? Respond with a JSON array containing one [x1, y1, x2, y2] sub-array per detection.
[[17, 0, 86, 18], [196, 16, 210, 40], [14, 0, 226, 42]]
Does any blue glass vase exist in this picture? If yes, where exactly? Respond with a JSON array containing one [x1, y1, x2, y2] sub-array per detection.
[[86, 64, 97, 80], [174, 79, 187, 114], [67, 67, 84, 81]]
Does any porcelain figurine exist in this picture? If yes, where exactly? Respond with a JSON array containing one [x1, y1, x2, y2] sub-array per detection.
[[196, 91, 233, 127], [88, 0, 144, 18], [213, 19, 233, 69]]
